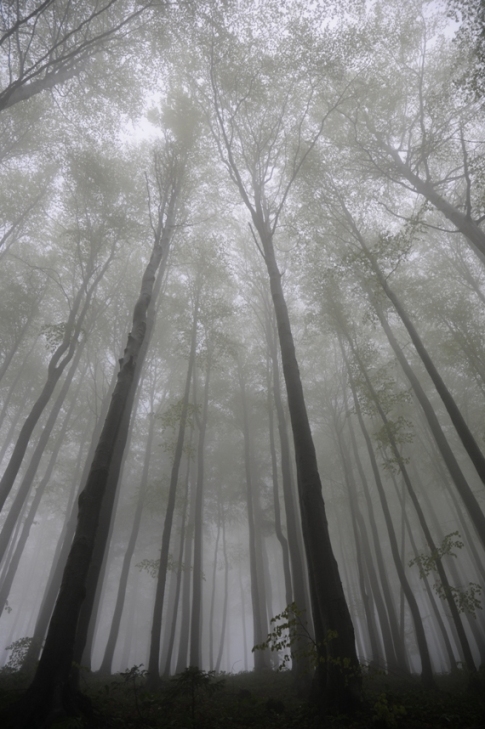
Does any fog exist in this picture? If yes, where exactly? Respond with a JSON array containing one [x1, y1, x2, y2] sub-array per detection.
[[0, 1, 484, 725]]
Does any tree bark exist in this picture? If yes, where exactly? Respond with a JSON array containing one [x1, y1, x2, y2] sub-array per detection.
[[5, 198, 173, 728]]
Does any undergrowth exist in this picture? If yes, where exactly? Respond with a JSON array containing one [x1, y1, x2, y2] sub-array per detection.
[[0, 663, 484, 728]]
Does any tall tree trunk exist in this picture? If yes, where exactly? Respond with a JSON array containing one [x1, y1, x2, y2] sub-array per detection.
[[366, 282, 485, 547], [255, 219, 360, 706], [334, 424, 384, 668], [71, 199, 178, 679], [22, 366, 118, 671], [266, 358, 292, 606], [346, 209, 485, 491], [208, 496, 222, 670], [189, 348, 211, 668], [346, 411, 406, 673], [0, 363, 87, 616], [238, 364, 271, 671], [6, 191, 176, 728], [0, 338, 87, 563], [162, 437, 192, 677], [98, 409, 157, 675], [0, 252, 110, 513], [148, 296, 199, 685], [215, 502, 229, 673], [340, 337, 434, 686]]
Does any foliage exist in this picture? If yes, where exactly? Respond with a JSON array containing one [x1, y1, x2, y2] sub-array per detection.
[[0, 637, 34, 674], [372, 693, 406, 728], [409, 532, 483, 617]]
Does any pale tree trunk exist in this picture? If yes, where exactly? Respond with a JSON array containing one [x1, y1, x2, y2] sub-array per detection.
[[238, 363, 271, 671], [334, 425, 384, 668], [209, 497, 222, 670], [346, 412, 407, 674], [5, 192, 176, 728], [215, 502, 229, 673], [0, 337, 87, 563], [0, 362, 87, 617], [148, 295, 199, 685], [189, 347, 211, 668], [340, 337, 434, 686], [345, 209, 485, 492], [0, 249, 112, 513], [372, 300, 485, 549], [162, 436, 192, 677], [98, 407, 157, 675], [393, 474, 461, 672], [354, 329, 476, 672]]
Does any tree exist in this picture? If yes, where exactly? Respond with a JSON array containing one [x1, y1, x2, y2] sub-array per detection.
[[0, 0, 155, 113], [200, 3, 362, 707]]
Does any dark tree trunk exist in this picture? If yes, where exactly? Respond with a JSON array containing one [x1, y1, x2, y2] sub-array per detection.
[[255, 220, 360, 706], [209, 497, 222, 670], [71, 190, 179, 679], [22, 366, 118, 671], [4, 199, 175, 728]]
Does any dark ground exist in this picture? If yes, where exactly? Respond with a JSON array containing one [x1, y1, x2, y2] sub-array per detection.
[[1, 663, 484, 728]]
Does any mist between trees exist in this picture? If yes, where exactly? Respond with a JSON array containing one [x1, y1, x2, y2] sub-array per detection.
[[0, 0, 484, 725]]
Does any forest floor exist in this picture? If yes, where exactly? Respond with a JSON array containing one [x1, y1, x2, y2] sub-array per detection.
[[1, 664, 485, 728]]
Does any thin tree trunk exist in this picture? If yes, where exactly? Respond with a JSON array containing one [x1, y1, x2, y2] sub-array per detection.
[[346, 211, 485, 492], [189, 348, 211, 669], [346, 411, 406, 673], [0, 338, 87, 563], [341, 337, 434, 686], [0, 252, 110, 513], [208, 498, 222, 671], [334, 424, 384, 668], [148, 296, 199, 685], [371, 295, 485, 548], [162, 436, 192, 677], [238, 363, 271, 671], [361, 351, 476, 672], [215, 503, 229, 673], [0, 363, 87, 616]]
